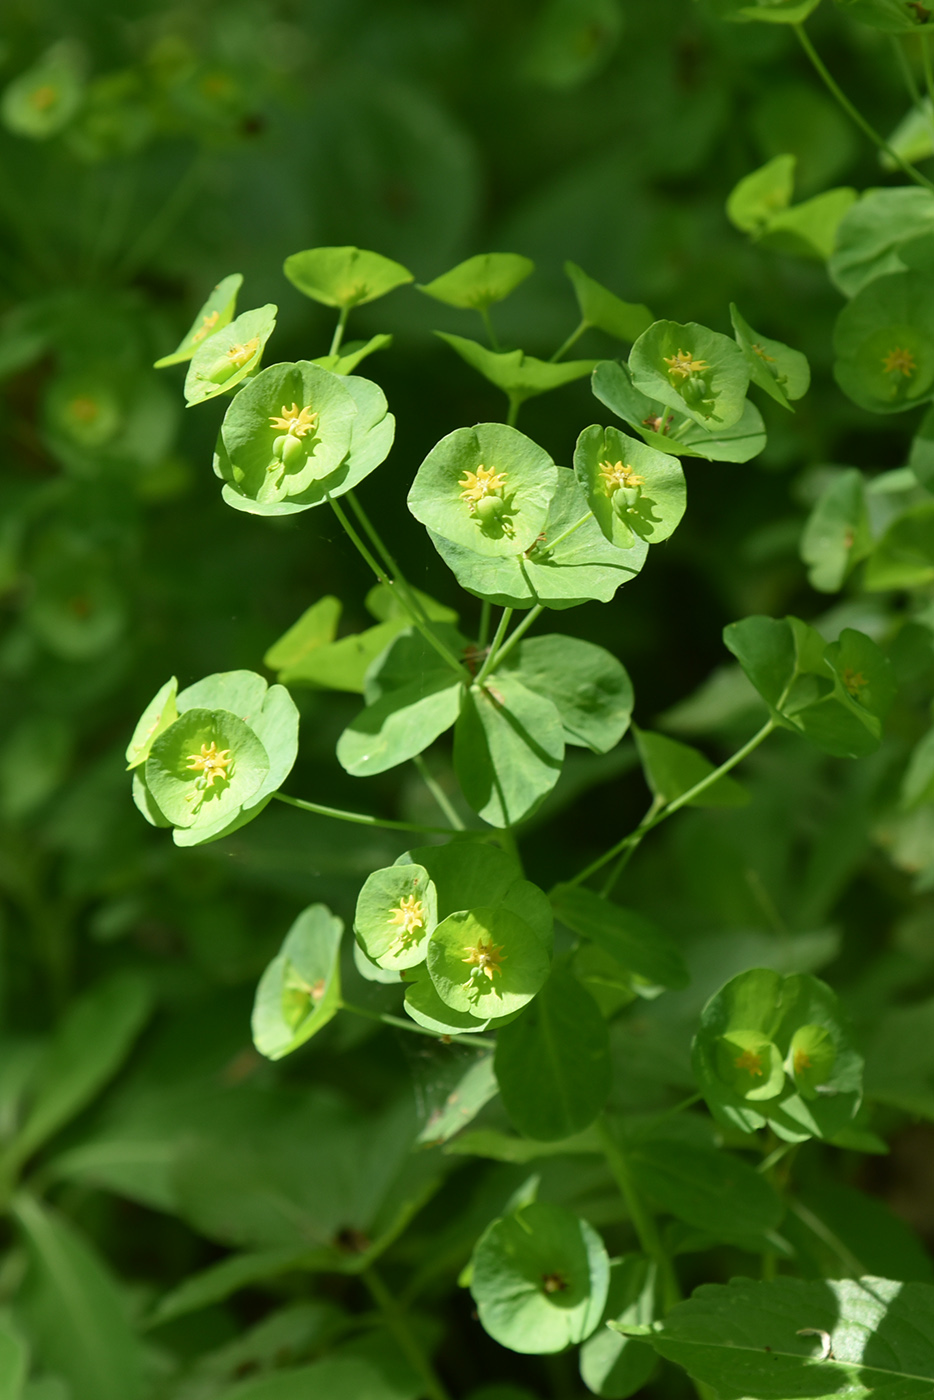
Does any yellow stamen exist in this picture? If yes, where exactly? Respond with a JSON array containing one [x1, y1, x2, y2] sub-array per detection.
[[663, 349, 710, 381], [794, 1049, 813, 1075], [459, 464, 508, 508], [462, 935, 506, 983], [388, 895, 424, 942], [186, 741, 232, 788], [842, 667, 867, 697], [225, 336, 261, 368], [751, 343, 776, 363], [269, 403, 319, 437], [734, 1048, 763, 1077], [882, 346, 916, 378], [598, 459, 645, 495], [192, 310, 220, 344]]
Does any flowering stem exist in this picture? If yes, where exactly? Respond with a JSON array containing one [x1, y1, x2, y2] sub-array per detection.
[[597, 1115, 681, 1314], [486, 604, 543, 673], [544, 510, 593, 552], [478, 599, 491, 649], [273, 791, 456, 836], [413, 754, 465, 830], [342, 1001, 494, 1050], [330, 305, 350, 356], [475, 607, 513, 687], [506, 394, 522, 428], [599, 794, 664, 897], [479, 305, 500, 351], [347, 491, 430, 625], [794, 24, 934, 193], [550, 319, 588, 363]]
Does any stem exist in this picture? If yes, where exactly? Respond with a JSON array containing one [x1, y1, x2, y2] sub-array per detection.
[[342, 1002, 494, 1050], [475, 607, 513, 687], [478, 599, 491, 650], [600, 796, 664, 897], [330, 305, 350, 356], [487, 604, 543, 672], [543, 510, 593, 553], [506, 394, 522, 428], [413, 754, 465, 830], [922, 33, 934, 132], [566, 719, 776, 890], [347, 491, 430, 625], [363, 1267, 452, 1400], [479, 305, 500, 350], [597, 1115, 680, 1314], [272, 791, 455, 836], [550, 319, 588, 363], [794, 24, 934, 192]]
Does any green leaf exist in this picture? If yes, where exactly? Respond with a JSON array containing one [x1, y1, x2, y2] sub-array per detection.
[[726, 154, 796, 233], [564, 263, 653, 342], [416, 1052, 498, 1145], [758, 187, 857, 261], [283, 246, 413, 308], [835, 0, 934, 32], [632, 726, 750, 808], [154, 273, 243, 368], [10, 974, 150, 1168], [400, 841, 521, 917], [13, 1194, 145, 1400], [574, 424, 686, 548], [431, 468, 648, 610], [444, 1126, 601, 1162], [864, 501, 934, 589], [526, 0, 624, 88], [592, 360, 767, 463], [494, 967, 611, 1140], [147, 1247, 312, 1327], [621, 1274, 934, 1398], [262, 597, 341, 673], [830, 186, 934, 296], [502, 634, 633, 753], [800, 469, 873, 592], [1, 43, 84, 140], [216, 1355, 419, 1400], [712, 0, 820, 20], [550, 885, 689, 991], [417, 254, 534, 310], [629, 321, 750, 431], [436, 333, 597, 406], [362, 623, 466, 703], [274, 620, 401, 692], [579, 1255, 657, 1399], [628, 1137, 784, 1245], [124, 676, 178, 770], [910, 403, 934, 491], [729, 303, 810, 409], [403, 971, 500, 1037], [427, 906, 551, 1018], [251, 904, 344, 1060], [354, 864, 438, 971], [311, 332, 393, 375], [470, 1201, 610, 1353], [0, 1318, 27, 1399], [336, 675, 462, 777], [901, 724, 934, 808], [454, 676, 564, 826], [834, 270, 934, 414], [184, 305, 277, 406]]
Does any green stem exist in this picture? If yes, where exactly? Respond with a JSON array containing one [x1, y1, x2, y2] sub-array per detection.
[[600, 795, 665, 897], [347, 491, 430, 625], [487, 604, 543, 672], [363, 1267, 452, 1400], [478, 599, 491, 650], [272, 791, 455, 836], [566, 720, 776, 890], [342, 1001, 494, 1050], [597, 1115, 680, 1314], [330, 305, 350, 356], [479, 305, 500, 350], [413, 754, 465, 830], [475, 607, 513, 687], [506, 394, 522, 428], [794, 24, 934, 193], [550, 319, 588, 363], [543, 510, 593, 553]]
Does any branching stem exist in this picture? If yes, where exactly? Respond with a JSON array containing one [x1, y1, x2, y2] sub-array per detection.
[[550, 319, 588, 363], [273, 791, 455, 836]]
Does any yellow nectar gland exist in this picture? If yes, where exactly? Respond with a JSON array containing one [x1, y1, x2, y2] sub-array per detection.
[[186, 741, 232, 790], [462, 935, 506, 986], [842, 667, 867, 698], [192, 310, 220, 345], [269, 403, 319, 437], [388, 895, 424, 946], [598, 460, 645, 495], [225, 336, 261, 369], [734, 1048, 764, 1077], [882, 346, 916, 379], [459, 463, 508, 510], [663, 349, 710, 382], [30, 84, 58, 111], [751, 343, 775, 363], [794, 1048, 813, 1075]]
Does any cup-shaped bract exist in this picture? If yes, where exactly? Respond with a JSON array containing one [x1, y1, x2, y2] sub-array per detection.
[[714, 1030, 785, 1102], [408, 423, 558, 558], [131, 670, 300, 847], [184, 304, 277, 406], [1, 42, 84, 140], [426, 906, 551, 1018], [354, 863, 438, 971], [46, 372, 122, 450], [833, 271, 934, 414], [574, 424, 686, 550], [730, 303, 811, 410], [283, 246, 413, 308], [630, 320, 750, 430], [217, 372, 393, 517], [154, 273, 243, 369], [417, 253, 534, 310], [217, 361, 358, 509]]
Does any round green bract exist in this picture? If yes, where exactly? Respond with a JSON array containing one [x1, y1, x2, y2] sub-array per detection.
[[833, 271, 934, 414], [715, 1030, 785, 1102], [629, 320, 750, 430], [46, 373, 122, 448], [470, 1202, 610, 1354], [426, 906, 550, 1017], [354, 864, 438, 970], [2, 45, 84, 139], [154, 273, 243, 369], [574, 424, 685, 548], [408, 423, 558, 557], [283, 246, 413, 308], [218, 360, 357, 507], [788, 1023, 838, 1099], [126, 676, 178, 770], [184, 304, 277, 406], [404, 971, 496, 1035], [145, 708, 269, 830]]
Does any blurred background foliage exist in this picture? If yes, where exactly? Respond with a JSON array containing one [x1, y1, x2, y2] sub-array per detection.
[[2, 1, 934, 1397]]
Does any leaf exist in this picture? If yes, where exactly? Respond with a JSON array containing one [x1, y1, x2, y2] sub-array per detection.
[[525, 0, 624, 88], [726, 154, 796, 234], [730, 303, 810, 409], [454, 675, 564, 827], [632, 726, 750, 808], [417, 253, 534, 310], [579, 1255, 658, 1399], [147, 1247, 312, 1327], [758, 187, 857, 261], [9, 974, 150, 1169], [800, 469, 873, 593], [621, 1274, 934, 1399], [436, 333, 597, 406], [336, 674, 463, 777], [13, 1194, 145, 1400], [835, 0, 934, 33], [550, 885, 689, 991], [251, 904, 344, 1061], [494, 966, 611, 1140], [628, 1136, 784, 1245], [154, 273, 243, 368], [262, 597, 341, 673], [283, 246, 413, 308], [0, 1319, 27, 1400], [564, 262, 653, 342], [864, 501, 934, 590], [443, 1126, 602, 1161], [216, 1355, 419, 1400], [501, 634, 633, 753], [311, 332, 393, 376], [713, 0, 821, 22], [830, 186, 934, 296], [470, 1201, 610, 1353], [416, 1053, 499, 1145]]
